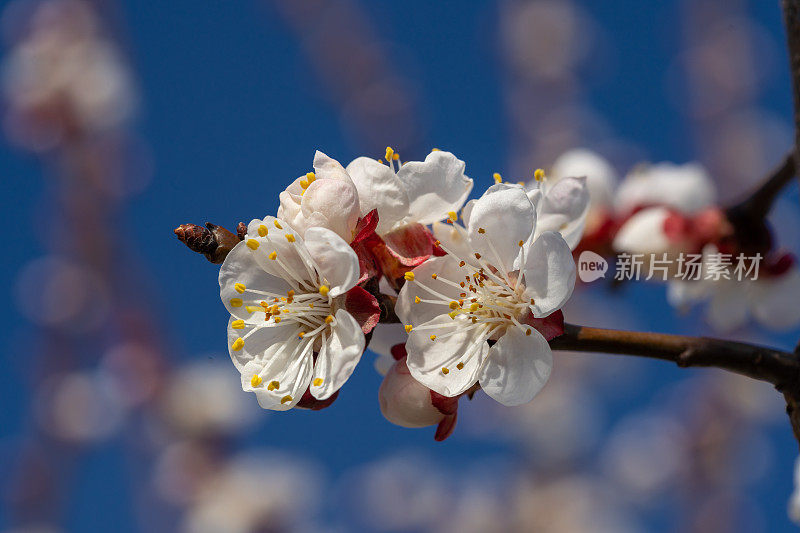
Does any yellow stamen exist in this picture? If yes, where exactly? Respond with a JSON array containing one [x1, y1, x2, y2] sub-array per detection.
[[441, 367, 449, 375], [268, 380, 280, 391], [430, 335, 437, 341], [258, 225, 268, 237], [230, 298, 243, 307], [447, 211, 458, 222], [274, 220, 283, 229], [231, 338, 244, 351], [431, 273, 438, 280], [448, 311, 459, 320], [526, 329, 532, 336], [385, 146, 394, 161], [534, 168, 545, 181], [414, 296, 421, 304], [281, 395, 293, 405], [469, 303, 479, 312], [404, 272, 415, 281], [449, 301, 460, 310], [285, 234, 296, 243], [325, 315, 334, 324], [319, 285, 329, 296], [274, 317, 282, 323], [298, 332, 305, 339], [313, 378, 323, 387], [269, 251, 278, 260], [456, 362, 464, 370], [234, 283, 246, 293], [493, 172, 502, 183], [246, 239, 259, 250], [306, 172, 316, 183], [392, 153, 399, 161], [432, 147, 440, 151], [518, 240, 524, 247], [404, 324, 413, 332], [300, 179, 309, 189], [231, 319, 245, 329], [251, 375, 263, 387]]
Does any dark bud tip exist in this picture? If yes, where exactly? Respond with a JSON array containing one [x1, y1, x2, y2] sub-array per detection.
[[236, 222, 247, 240], [174, 223, 217, 255]]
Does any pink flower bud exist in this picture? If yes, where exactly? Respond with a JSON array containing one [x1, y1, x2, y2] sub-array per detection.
[[378, 357, 458, 440]]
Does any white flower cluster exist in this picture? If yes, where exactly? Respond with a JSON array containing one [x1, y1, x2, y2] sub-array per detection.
[[219, 149, 586, 429]]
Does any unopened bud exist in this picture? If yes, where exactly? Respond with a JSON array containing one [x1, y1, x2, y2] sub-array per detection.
[[379, 358, 458, 441], [174, 222, 240, 263]]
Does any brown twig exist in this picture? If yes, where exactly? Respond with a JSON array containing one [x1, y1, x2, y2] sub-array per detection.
[[783, 0, 800, 169], [550, 323, 800, 447]]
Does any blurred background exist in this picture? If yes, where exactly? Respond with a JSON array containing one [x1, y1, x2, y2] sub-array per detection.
[[1, 0, 799, 531]]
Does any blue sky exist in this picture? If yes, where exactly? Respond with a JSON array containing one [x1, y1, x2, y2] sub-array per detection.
[[2, 1, 799, 531]]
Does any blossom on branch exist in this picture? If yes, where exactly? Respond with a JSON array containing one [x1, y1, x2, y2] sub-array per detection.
[[397, 184, 575, 406], [220, 216, 378, 410]]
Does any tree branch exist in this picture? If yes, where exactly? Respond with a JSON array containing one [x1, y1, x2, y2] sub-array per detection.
[[550, 323, 800, 446], [783, 0, 800, 167], [727, 151, 795, 220]]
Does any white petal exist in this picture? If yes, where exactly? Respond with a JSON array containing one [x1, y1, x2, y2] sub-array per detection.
[[227, 318, 296, 370], [612, 207, 672, 254], [311, 310, 365, 400], [549, 148, 618, 208], [346, 157, 410, 233], [240, 344, 314, 411], [534, 177, 590, 250], [368, 323, 409, 360], [752, 268, 800, 330], [300, 178, 360, 241], [522, 231, 576, 317], [431, 221, 472, 259], [478, 327, 552, 406], [405, 315, 488, 397], [219, 240, 294, 322], [706, 281, 749, 332], [313, 150, 354, 184], [303, 227, 359, 296], [615, 162, 715, 215], [467, 184, 536, 271], [399, 151, 473, 225], [395, 255, 466, 326]]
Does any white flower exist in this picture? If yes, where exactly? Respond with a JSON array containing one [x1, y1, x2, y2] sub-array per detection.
[[550, 148, 618, 210], [2, 0, 136, 139], [220, 216, 365, 410], [615, 162, 715, 215], [277, 151, 361, 242], [346, 149, 473, 236], [612, 206, 676, 254], [668, 250, 800, 332], [396, 184, 575, 406]]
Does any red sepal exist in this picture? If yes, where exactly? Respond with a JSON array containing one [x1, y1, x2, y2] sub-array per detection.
[[523, 309, 565, 341], [390, 343, 407, 361], [434, 414, 458, 442], [344, 286, 381, 334], [296, 387, 339, 410]]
